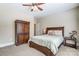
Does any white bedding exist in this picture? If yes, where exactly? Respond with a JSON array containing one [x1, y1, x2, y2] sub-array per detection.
[[29, 35, 64, 55]]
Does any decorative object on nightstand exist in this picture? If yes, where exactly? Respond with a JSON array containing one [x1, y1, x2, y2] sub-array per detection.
[[64, 31, 77, 49]]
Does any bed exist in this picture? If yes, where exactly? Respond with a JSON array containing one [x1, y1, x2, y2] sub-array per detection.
[[29, 27, 64, 56]]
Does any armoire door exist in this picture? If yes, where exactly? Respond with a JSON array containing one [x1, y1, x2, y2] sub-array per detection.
[[15, 20, 30, 45]]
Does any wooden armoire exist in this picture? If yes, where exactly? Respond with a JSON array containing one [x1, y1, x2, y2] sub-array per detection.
[[15, 20, 30, 46]]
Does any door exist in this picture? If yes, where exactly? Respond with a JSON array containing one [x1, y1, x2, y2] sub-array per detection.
[[15, 20, 30, 45], [34, 24, 36, 36]]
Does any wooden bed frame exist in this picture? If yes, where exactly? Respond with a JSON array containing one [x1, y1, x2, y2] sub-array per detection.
[[29, 27, 64, 56]]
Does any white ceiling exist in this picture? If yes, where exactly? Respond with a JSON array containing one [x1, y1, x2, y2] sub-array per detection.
[[30, 3, 78, 19]]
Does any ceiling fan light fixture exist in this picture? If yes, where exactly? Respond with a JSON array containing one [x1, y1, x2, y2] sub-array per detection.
[[31, 6, 40, 11]]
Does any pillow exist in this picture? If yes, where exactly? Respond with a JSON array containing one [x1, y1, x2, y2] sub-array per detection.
[[54, 30, 62, 36], [48, 30, 62, 36], [48, 30, 54, 35]]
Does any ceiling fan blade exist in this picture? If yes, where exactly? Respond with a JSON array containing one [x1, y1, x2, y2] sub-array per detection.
[[23, 3, 45, 6], [36, 6, 43, 11], [22, 4, 32, 6], [36, 3, 45, 5]]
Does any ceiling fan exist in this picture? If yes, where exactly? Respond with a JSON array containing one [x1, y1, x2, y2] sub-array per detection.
[[22, 3, 45, 11]]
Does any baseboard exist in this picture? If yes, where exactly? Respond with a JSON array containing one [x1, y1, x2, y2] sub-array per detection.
[[0, 42, 15, 48]]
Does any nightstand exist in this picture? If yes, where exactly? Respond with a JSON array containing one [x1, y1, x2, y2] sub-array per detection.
[[64, 37, 77, 49]]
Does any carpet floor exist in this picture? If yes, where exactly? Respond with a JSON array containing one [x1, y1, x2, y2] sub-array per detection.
[[0, 44, 79, 56]]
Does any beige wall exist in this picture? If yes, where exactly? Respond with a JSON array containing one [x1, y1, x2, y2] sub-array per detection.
[[77, 7, 79, 33], [36, 8, 78, 37], [0, 3, 34, 47], [77, 7, 79, 43]]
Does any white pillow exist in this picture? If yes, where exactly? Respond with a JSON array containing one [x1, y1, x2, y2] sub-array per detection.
[[48, 30, 54, 35], [48, 30, 62, 36], [54, 30, 62, 36]]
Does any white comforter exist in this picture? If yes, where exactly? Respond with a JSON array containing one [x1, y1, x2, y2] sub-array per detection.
[[29, 35, 64, 55]]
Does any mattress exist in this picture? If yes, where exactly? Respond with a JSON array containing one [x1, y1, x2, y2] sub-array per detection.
[[29, 35, 64, 55]]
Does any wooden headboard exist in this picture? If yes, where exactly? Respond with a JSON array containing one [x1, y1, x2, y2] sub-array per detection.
[[46, 27, 64, 37]]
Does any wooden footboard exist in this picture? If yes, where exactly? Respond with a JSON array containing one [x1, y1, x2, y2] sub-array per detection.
[[29, 41, 54, 56]]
